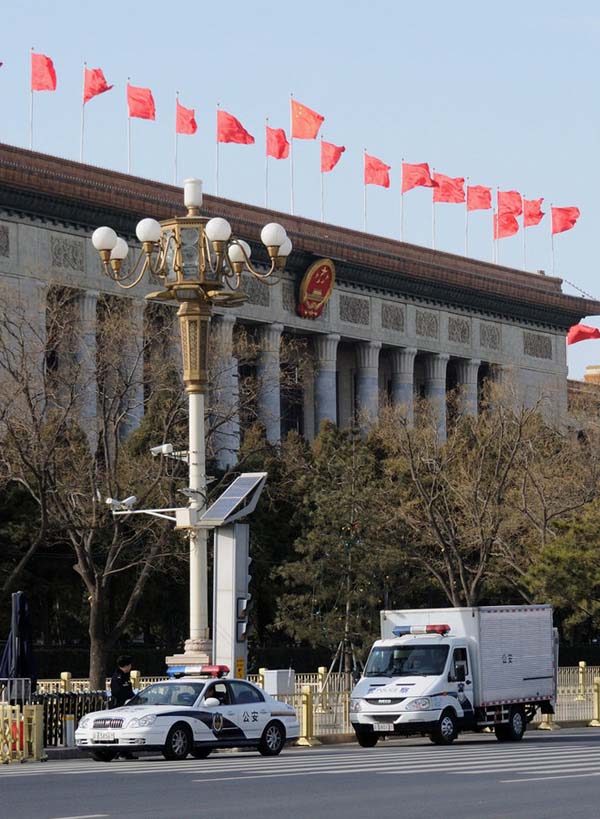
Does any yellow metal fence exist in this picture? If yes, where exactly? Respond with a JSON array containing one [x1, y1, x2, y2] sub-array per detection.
[[31, 664, 600, 742]]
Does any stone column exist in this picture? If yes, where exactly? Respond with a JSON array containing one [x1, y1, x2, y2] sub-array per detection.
[[313, 333, 340, 431], [257, 323, 283, 445], [390, 346, 417, 424], [356, 340, 382, 427], [77, 290, 99, 450], [121, 300, 145, 438], [424, 353, 449, 442], [211, 314, 240, 470], [18, 277, 47, 389], [455, 358, 481, 417]]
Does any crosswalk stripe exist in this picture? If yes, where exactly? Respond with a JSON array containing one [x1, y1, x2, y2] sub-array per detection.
[[1, 740, 599, 781]]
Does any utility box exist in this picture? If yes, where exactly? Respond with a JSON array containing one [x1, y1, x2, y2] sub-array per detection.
[[262, 669, 296, 696], [213, 524, 251, 678]]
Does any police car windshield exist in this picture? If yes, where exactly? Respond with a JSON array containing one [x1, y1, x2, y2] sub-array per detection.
[[365, 645, 449, 677], [127, 682, 205, 706]]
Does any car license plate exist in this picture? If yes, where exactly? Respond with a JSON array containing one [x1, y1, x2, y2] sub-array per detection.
[[92, 730, 115, 742], [373, 722, 395, 733]]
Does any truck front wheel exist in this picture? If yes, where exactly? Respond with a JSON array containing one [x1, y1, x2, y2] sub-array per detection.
[[354, 728, 379, 748], [495, 707, 525, 742], [430, 710, 457, 745]]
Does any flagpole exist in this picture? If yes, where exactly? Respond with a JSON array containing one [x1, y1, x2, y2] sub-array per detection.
[[363, 149, 367, 232], [290, 93, 295, 215], [215, 102, 220, 197], [29, 47, 34, 150], [127, 76, 132, 174], [80, 62, 86, 163], [174, 92, 179, 185], [265, 117, 269, 208], [400, 157, 405, 241], [494, 187, 499, 264], [320, 135, 324, 223], [522, 193, 527, 271], [465, 177, 469, 256], [550, 202, 555, 276], [431, 167, 436, 250]]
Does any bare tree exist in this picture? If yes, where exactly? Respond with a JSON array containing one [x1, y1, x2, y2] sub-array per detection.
[[372, 386, 549, 606]]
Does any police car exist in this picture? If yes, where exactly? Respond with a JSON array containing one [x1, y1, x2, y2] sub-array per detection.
[[75, 666, 300, 762]]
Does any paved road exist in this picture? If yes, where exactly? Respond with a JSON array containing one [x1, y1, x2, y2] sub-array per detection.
[[2, 729, 600, 818]]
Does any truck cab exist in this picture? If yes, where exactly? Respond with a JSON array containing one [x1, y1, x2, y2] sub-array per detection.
[[351, 626, 476, 746]]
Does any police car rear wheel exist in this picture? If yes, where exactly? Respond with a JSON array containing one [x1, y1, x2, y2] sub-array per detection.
[[163, 723, 192, 760], [191, 747, 212, 759], [258, 721, 285, 756], [430, 710, 457, 745]]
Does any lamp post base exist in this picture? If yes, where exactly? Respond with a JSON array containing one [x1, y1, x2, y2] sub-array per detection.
[[165, 638, 213, 671]]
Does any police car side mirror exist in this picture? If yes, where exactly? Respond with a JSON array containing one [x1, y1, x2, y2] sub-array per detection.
[[204, 697, 220, 708]]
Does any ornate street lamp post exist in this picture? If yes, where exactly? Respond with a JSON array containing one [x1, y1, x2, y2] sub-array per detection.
[[91, 178, 291, 665]]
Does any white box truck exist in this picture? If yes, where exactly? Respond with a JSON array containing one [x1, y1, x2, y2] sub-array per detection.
[[350, 605, 556, 747]]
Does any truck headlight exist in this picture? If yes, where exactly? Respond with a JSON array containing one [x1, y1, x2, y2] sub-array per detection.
[[78, 715, 91, 729], [405, 697, 431, 711], [349, 698, 365, 713], [127, 714, 157, 728]]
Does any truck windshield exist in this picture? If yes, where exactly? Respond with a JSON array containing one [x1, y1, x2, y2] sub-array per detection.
[[364, 645, 449, 677]]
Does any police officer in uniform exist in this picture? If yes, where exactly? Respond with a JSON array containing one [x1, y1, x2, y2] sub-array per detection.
[[110, 655, 134, 708]]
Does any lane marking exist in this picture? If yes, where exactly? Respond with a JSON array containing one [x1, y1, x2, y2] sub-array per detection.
[[501, 771, 600, 783], [50, 815, 110, 818]]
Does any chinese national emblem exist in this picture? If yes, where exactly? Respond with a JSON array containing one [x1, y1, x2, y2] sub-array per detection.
[[297, 259, 335, 319]]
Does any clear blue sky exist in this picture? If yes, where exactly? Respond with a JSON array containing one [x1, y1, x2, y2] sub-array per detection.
[[2, 0, 598, 377]]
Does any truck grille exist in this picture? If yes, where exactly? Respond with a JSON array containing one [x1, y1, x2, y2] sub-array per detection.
[[365, 697, 406, 705], [93, 717, 124, 729]]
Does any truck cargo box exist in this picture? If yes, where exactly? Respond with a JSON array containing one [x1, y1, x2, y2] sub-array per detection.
[[381, 605, 555, 707]]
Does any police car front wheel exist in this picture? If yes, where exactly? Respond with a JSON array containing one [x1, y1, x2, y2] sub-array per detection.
[[258, 721, 285, 756], [162, 723, 193, 760]]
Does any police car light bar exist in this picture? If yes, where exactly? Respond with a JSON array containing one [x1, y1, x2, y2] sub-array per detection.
[[392, 624, 451, 636], [168, 664, 230, 679]]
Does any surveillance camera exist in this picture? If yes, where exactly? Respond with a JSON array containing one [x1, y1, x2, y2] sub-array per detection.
[[105, 497, 115, 506], [179, 487, 203, 500], [150, 443, 174, 457], [122, 496, 137, 509]]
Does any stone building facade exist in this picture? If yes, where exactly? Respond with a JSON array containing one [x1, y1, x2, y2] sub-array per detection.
[[0, 143, 598, 468]]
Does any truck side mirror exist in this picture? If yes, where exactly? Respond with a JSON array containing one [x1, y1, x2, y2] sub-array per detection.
[[448, 666, 466, 683]]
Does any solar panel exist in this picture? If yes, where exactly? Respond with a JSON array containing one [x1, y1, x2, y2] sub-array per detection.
[[199, 473, 267, 527]]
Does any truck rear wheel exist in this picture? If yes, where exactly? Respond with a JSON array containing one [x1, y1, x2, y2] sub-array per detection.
[[495, 707, 526, 742], [354, 728, 378, 748], [430, 710, 457, 745]]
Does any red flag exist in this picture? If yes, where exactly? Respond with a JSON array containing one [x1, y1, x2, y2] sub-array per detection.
[[494, 212, 519, 239], [467, 185, 491, 211], [523, 198, 545, 228], [291, 99, 324, 139], [217, 110, 254, 144], [402, 162, 436, 193], [31, 53, 56, 91], [364, 153, 391, 188], [176, 100, 197, 135], [433, 173, 465, 204], [321, 141, 345, 173], [83, 67, 113, 104], [498, 190, 522, 216], [127, 84, 155, 120], [266, 126, 289, 159], [552, 206, 581, 235], [567, 324, 600, 345]]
